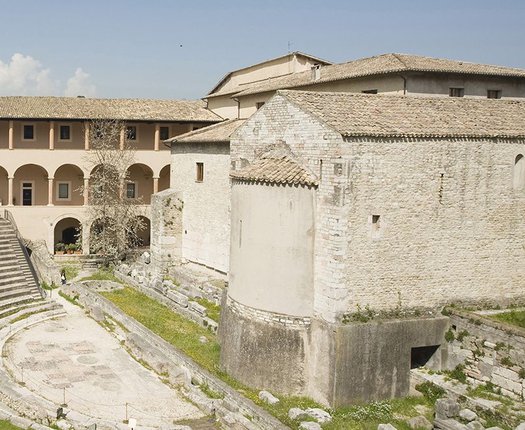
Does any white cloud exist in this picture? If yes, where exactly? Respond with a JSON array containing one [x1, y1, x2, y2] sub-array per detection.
[[0, 53, 96, 97], [64, 67, 96, 97]]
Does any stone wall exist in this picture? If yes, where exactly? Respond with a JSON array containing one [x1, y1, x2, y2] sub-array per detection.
[[446, 310, 525, 400], [231, 93, 525, 323], [149, 189, 183, 274], [170, 142, 231, 273]]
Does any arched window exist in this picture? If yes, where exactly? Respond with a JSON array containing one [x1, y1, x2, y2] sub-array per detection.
[[513, 154, 525, 190]]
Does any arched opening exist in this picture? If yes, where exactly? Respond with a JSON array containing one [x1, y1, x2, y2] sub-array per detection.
[[126, 164, 153, 203], [159, 164, 170, 192], [89, 164, 120, 204], [13, 164, 49, 206], [54, 217, 81, 253], [0, 166, 8, 206], [53, 164, 84, 205], [513, 154, 525, 190], [127, 215, 151, 248]]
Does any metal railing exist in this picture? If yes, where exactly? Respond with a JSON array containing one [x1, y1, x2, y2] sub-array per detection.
[[2, 210, 45, 298]]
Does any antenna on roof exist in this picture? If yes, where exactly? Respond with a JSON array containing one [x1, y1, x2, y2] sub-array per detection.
[[287, 41, 292, 53]]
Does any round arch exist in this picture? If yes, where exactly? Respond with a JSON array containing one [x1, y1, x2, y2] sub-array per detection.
[[54, 217, 82, 252], [13, 164, 49, 206], [127, 215, 151, 248], [0, 166, 7, 206], [126, 163, 153, 203], [158, 164, 170, 192], [53, 164, 84, 206]]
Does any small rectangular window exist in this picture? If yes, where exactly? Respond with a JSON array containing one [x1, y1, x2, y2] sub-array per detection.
[[126, 125, 137, 140], [159, 126, 170, 140], [57, 183, 70, 200], [361, 89, 378, 94], [487, 89, 501, 99], [23, 124, 34, 140], [196, 162, 204, 182], [256, 102, 265, 109], [372, 214, 380, 229], [449, 87, 464, 97], [126, 182, 136, 199], [59, 125, 71, 141]]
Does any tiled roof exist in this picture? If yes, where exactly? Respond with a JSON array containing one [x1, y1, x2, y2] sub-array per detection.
[[222, 53, 525, 98], [207, 51, 332, 97], [0, 96, 222, 122], [166, 119, 245, 143], [280, 90, 525, 138], [230, 153, 318, 187]]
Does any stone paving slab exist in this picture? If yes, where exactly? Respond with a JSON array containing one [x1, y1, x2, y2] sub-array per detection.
[[3, 294, 204, 428]]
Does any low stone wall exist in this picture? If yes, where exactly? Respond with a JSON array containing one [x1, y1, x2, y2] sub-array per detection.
[[446, 310, 525, 399], [64, 282, 287, 430]]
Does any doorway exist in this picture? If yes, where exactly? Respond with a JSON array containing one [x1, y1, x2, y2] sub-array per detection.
[[21, 182, 33, 206]]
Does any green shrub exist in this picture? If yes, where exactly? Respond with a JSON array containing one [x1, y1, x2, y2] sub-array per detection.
[[415, 381, 446, 402], [444, 329, 455, 342]]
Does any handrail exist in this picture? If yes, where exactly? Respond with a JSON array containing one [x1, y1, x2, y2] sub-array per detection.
[[2, 210, 45, 298]]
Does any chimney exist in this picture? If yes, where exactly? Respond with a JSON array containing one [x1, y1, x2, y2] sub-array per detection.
[[311, 64, 321, 81]]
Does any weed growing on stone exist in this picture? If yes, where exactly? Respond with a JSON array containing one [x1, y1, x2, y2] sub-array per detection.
[[456, 330, 469, 341], [490, 310, 525, 329], [193, 297, 220, 322], [199, 382, 224, 400], [444, 364, 467, 383], [61, 264, 80, 280], [80, 268, 122, 283], [500, 356, 515, 367], [58, 290, 84, 308], [41, 281, 58, 290], [444, 329, 455, 342], [0, 420, 24, 430], [415, 381, 446, 402]]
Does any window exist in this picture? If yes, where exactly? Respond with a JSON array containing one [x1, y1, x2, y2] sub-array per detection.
[[361, 89, 378, 94], [159, 126, 170, 140], [256, 102, 265, 110], [57, 182, 70, 200], [487, 90, 501, 99], [126, 182, 136, 199], [449, 87, 464, 97], [22, 124, 35, 140], [126, 125, 137, 140], [196, 162, 204, 182], [372, 215, 381, 229], [59, 125, 71, 141], [513, 154, 525, 190]]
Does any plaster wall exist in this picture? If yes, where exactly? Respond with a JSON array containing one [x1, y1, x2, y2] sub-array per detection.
[[229, 182, 315, 316], [170, 142, 230, 273], [206, 98, 238, 120]]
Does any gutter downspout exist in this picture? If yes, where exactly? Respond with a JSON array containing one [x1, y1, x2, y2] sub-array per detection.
[[399, 74, 407, 95], [233, 97, 240, 119]]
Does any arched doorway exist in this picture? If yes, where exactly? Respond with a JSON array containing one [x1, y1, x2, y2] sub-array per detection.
[[53, 164, 84, 205], [13, 164, 49, 206], [126, 164, 153, 203], [159, 165, 170, 192], [54, 217, 81, 252]]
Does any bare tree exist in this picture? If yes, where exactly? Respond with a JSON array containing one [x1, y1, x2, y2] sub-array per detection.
[[83, 119, 145, 265]]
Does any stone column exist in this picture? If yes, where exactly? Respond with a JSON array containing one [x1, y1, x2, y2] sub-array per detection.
[[8, 121, 13, 150], [84, 121, 90, 150], [7, 177, 13, 206], [83, 177, 89, 205], [120, 127, 125, 150], [153, 177, 159, 194], [82, 222, 90, 255], [154, 124, 160, 151], [49, 121, 55, 150], [47, 177, 54, 206]]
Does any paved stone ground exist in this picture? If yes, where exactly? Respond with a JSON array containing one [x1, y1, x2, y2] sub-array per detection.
[[3, 289, 206, 429]]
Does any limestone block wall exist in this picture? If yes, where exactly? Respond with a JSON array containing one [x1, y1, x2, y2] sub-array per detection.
[[231, 93, 525, 323], [446, 311, 525, 400], [171, 142, 230, 273]]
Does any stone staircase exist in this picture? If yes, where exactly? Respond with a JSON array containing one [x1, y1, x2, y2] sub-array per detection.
[[0, 218, 43, 307]]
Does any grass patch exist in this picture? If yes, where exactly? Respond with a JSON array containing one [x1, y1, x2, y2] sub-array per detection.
[[41, 281, 59, 291], [80, 268, 122, 284], [61, 264, 80, 281], [0, 420, 24, 430], [490, 310, 525, 329], [58, 290, 83, 308], [193, 297, 221, 322], [163, 276, 180, 287], [10, 309, 46, 324]]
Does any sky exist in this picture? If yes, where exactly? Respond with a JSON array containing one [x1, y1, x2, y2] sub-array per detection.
[[0, 0, 524, 100]]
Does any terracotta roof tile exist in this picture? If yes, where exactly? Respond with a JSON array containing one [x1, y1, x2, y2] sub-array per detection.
[[230, 154, 318, 187], [280, 90, 525, 138], [166, 119, 245, 143], [215, 53, 525, 98], [0, 96, 221, 122]]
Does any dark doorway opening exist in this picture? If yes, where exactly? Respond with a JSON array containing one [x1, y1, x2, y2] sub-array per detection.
[[411, 345, 440, 369]]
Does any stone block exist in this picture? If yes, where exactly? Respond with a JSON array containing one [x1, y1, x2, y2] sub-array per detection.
[[435, 399, 460, 420], [166, 290, 189, 307], [300, 423, 322, 430], [90, 305, 105, 322], [408, 416, 432, 430], [258, 390, 279, 405], [305, 408, 332, 424], [459, 409, 478, 422], [434, 418, 468, 430], [466, 421, 484, 430], [515, 422, 525, 430], [377, 425, 397, 430], [289, 408, 308, 420], [190, 301, 207, 315]]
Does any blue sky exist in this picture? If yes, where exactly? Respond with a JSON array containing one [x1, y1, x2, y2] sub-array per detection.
[[0, 0, 523, 99]]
